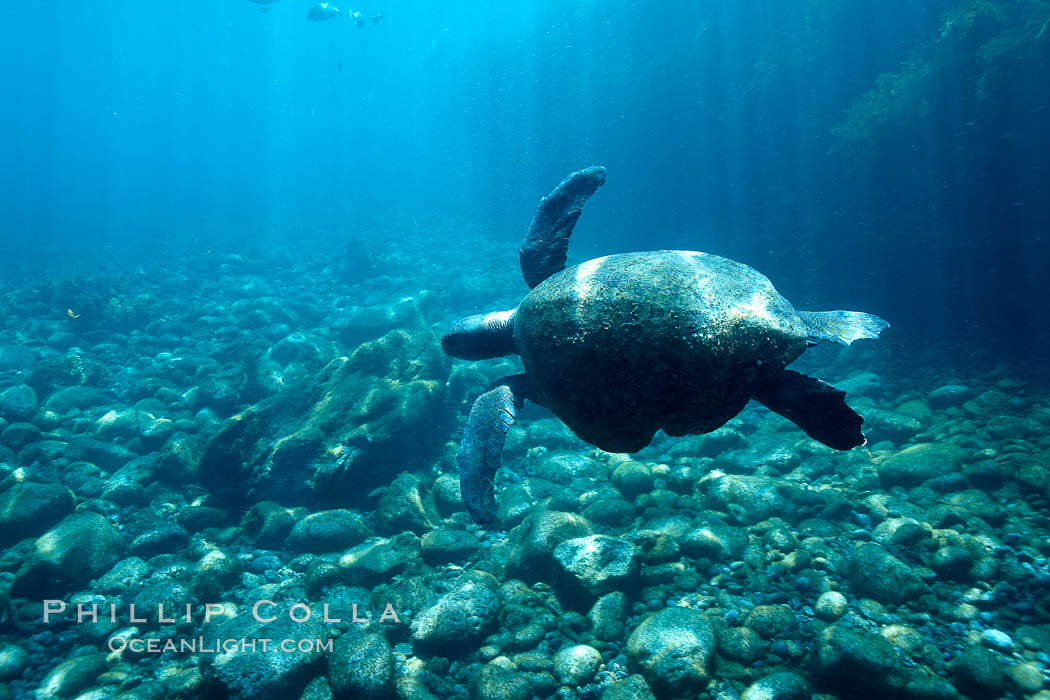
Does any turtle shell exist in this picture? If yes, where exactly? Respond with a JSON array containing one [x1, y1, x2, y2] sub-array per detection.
[[514, 250, 809, 452]]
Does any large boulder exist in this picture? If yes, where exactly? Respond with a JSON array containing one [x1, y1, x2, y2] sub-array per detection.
[[506, 511, 592, 583], [928, 384, 972, 408], [553, 644, 603, 686], [328, 630, 394, 700], [411, 572, 500, 653], [204, 602, 326, 700], [812, 624, 912, 698], [337, 533, 420, 587], [375, 472, 436, 535], [702, 474, 801, 524], [553, 535, 639, 608], [11, 511, 125, 598], [420, 529, 482, 566], [0, 643, 30, 683], [0, 344, 37, 374], [253, 332, 335, 398], [286, 509, 369, 553], [467, 660, 533, 700], [740, 672, 810, 700], [680, 523, 748, 562], [848, 543, 926, 605], [602, 675, 657, 700], [863, 409, 923, 444], [950, 645, 1007, 699], [879, 443, 966, 488], [35, 653, 109, 700], [0, 482, 75, 545], [626, 607, 716, 696], [96, 408, 153, 441], [43, 386, 108, 414], [67, 438, 135, 472], [0, 385, 38, 422], [198, 329, 449, 507], [340, 298, 426, 348]]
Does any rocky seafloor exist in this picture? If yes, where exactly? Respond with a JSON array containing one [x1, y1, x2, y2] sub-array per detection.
[[0, 233, 1049, 700]]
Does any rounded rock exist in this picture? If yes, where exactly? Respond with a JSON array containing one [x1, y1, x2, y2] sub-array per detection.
[[601, 675, 657, 700], [813, 624, 906, 697], [420, 529, 482, 565], [1004, 662, 1045, 694], [0, 643, 30, 682], [411, 573, 500, 651], [931, 546, 973, 579], [611, 461, 655, 499], [286, 510, 369, 553], [740, 672, 810, 700], [587, 591, 628, 642], [814, 591, 849, 621], [552, 644, 602, 686], [980, 629, 1012, 653], [848, 543, 924, 604], [951, 646, 1007, 699], [432, 473, 465, 516], [468, 660, 532, 700], [553, 534, 639, 606], [0, 385, 38, 422], [327, 630, 394, 700], [0, 481, 76, 546], [96, 408, 152, 441], [139, 418, 174, 450], [506, 510, 592, 582], [743, 605, 798, 640], [36, 653, 109, 699], [717, 626, 767, 664], [11, 511, 125, 598], [878, 443, 966, 488], [626, 606, 716, 696]]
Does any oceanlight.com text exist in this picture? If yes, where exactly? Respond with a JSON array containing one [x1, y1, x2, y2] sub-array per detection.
[[107, 636, 334, 654]]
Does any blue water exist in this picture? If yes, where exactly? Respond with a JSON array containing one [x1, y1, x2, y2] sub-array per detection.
[[3, 4, 1050, 698], [1, 0, 1048, 357]]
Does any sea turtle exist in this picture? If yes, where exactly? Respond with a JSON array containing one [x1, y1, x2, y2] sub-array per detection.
[[306, 2, 341, 21], [443, 166, 889, 525]]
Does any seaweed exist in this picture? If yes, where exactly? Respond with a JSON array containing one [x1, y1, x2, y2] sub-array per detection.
[[831, 0, 1050, 157]]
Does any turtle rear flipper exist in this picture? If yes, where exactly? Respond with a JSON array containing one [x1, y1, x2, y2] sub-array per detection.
[[753, 370, 865, 450], [458, 374, 530, 525], [798, 310, 889, 345], [520, 166, 606, 289], [442, 309, 518, 360]]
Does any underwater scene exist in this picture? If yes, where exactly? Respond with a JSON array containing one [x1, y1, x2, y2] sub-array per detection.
[[2, 1, 1050, 699]]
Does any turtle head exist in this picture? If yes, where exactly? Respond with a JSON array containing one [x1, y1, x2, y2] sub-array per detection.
[[442, 309, 518, 360]]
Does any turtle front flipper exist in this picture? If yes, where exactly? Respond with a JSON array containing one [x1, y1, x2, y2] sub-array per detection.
[[458, 374, 530, 525], [520, 166, 607, 288], [753, 369, 866, 450], [797, 310, 889, 345]]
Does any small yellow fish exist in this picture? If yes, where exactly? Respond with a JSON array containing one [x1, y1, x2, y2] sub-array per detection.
[[67, 309, 80, 319]]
